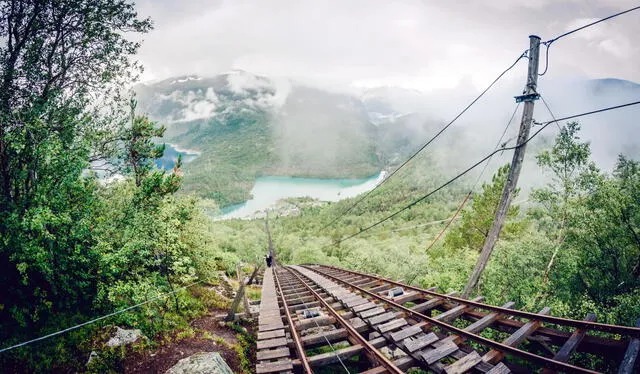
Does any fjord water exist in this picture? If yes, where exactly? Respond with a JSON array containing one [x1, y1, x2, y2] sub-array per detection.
[[156, 144, 200, 170], [220, 172, 386, 219]]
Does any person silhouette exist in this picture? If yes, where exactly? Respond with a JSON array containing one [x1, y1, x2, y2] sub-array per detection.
[[265, 253, 272, 267]]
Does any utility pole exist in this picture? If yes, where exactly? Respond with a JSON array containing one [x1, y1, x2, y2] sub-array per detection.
[[462, 35, 541, 298]]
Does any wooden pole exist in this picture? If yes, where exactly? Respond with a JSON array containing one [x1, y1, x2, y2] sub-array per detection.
[[247, 264, 261, 285], [463, 35, 541, 298], [225, 265, 246, 322]]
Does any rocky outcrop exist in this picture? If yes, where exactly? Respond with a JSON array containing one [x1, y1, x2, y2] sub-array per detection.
[[165, 352, 233, 374], [106, 326, 144, 347]]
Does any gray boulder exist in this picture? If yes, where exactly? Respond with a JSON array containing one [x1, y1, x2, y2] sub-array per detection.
[[106, 326, 144, 347], [165, 352, 233, 374]]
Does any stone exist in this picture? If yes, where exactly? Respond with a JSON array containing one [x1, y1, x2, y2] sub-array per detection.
[[165, 352, 234, 374], [86, 351, 99, 366], [106, 326, 144, 347], [379, 346, 407, 359]]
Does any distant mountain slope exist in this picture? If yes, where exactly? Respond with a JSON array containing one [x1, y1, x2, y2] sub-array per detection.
[[136, 72, 640, 208], [135, 71, 382, 207]]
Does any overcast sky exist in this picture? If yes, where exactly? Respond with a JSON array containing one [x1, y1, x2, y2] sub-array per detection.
[[135, 0, 640, 91]]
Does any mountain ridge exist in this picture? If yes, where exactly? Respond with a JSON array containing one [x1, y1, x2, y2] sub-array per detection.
[[136, 72, 640, 208]]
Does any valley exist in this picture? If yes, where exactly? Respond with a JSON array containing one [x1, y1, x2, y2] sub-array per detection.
[[3, 2, 640, 371]]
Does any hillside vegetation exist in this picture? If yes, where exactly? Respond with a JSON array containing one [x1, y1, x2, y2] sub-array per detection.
[[0, 2, 264, 371], [136, 74, 386, 207], [220, 122, 640, 337], [1, 1, 639, 372]]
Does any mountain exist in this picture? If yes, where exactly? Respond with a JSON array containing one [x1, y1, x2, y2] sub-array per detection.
[[136, 72, 640, 208], [136, 71, 385, 207]]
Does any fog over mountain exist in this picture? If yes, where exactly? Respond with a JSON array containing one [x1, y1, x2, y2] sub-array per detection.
[[136, 68, 639, 206]]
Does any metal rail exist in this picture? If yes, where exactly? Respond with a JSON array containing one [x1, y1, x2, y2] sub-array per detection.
[[284, 266, 405, 374], [304, 264, 600, 373], [272, 265, 313, 374], [317, 264, 640, 338]]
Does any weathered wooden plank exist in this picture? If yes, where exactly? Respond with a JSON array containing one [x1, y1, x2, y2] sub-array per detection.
[[486, 362, 511, 374], [353, 302, 378, 313], [257, 347, 290, 360], [444, 351, 482, 374], [259, 323, 286, 332], [369, 336, 387, 348], [410, 290, 457, 313], [393, 291, 421, 304], [300, 328, 348, 346], [256, 359, 293, 373], [391, 323, 425, 342], [359, 280, 381, 289], [378, 318, 408, 333], [295, 316, 336, 331], [259, 316, 283, 325], [368, 311, 396, 325], [257, 337, 288, 350], [404, 332, 439, 353], [421, 340, 458, 364], [464, 301, 515, 334], [345, 297, 369, 308], [551, 313, 597, 365], [369, 284, 393, 293], [394, 356, 418, 371], [483, 307, 551, 364], [434, 296, 484, 322], [411, 297, 445, 313], [257, 329, 285, 340], [349, 317, 368, 332], [307, 344, 363, 367], [360, 307, 386, 319], [618, 318, 640, 374]]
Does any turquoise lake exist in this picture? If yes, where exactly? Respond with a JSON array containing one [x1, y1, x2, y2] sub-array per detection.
[[219, 172, 385, 219]]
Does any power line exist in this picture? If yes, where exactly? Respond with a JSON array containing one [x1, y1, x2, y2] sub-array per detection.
[[319, 50, 529, 232], [0, 280, 206, 354], [539, 94, 562, 131], [424, 191, 471, 252], [354, 217, 459, 239], [539, 5, 640, 76], [472, 103, 521, 190], [423, 103, 521, 252], [544, 5, 640, 45], [328, 99, 640, 247]]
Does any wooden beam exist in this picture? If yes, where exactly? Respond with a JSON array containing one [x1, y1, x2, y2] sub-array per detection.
[[444, 351, 482, 374], [618, 318, 640, 374], [464, 301, 515, 334], [483, 307, 551, 364], [541, 313, 596, 374], [307, 344, 363, 367]]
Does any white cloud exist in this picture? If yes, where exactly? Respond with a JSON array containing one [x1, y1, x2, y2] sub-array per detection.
[[135, 0, 640, 90]]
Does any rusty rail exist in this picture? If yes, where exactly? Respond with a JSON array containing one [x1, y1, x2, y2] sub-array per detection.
[[304, 264, 605, 373], [284, 266, 405, 374], [272, 265, 313, 373], [317, 264, 640, 338]]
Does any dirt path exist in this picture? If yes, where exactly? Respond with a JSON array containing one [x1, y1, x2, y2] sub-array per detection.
[[124, 311, 253, 373]]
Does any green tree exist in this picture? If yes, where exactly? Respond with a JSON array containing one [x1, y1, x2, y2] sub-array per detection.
[[0, 0, 151, 368], [121, 99, 167, 187], [445, 164, 524, 251], [564, 156, 640, 308], [529, 122, 599, 294]]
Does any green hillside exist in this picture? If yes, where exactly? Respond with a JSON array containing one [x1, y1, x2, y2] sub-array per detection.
[[136, 73, 383, 207]]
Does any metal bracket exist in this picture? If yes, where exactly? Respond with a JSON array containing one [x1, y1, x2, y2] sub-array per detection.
[[514, 93, 540, 103]]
